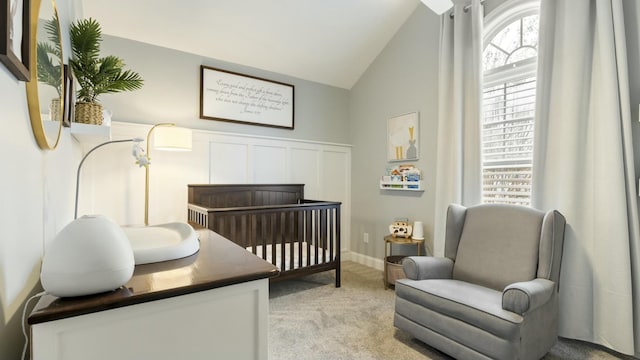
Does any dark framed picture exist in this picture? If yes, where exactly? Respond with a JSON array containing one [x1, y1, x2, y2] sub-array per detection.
[[62, 64, 74, 126], [200, 65, 294, 129], [0, 0, 30, 81]]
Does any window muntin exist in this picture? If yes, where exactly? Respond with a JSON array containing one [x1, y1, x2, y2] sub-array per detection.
[[483, 15, 539, 71]]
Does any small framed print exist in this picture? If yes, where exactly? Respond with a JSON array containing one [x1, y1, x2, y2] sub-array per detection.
[[387, 112, 419, 162], [62, 64, 74, 126], [1, 0, 30, 81]]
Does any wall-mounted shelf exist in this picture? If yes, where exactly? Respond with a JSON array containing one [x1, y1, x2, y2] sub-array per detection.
[[70, 122, 111, 143], [380, 180, 424, 191]]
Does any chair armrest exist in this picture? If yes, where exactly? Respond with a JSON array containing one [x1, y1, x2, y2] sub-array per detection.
[[502, 278, 555, 314], [402, 256, 454, 280]]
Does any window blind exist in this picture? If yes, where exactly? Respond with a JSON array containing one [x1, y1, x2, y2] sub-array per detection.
[[481, 76, 535, 206]]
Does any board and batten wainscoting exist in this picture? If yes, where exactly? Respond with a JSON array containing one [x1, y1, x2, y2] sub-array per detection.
[[74, 121, 352, 254]]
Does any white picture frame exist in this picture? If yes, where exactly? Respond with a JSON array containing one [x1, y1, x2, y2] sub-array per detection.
[[387, 112, 419, 162]]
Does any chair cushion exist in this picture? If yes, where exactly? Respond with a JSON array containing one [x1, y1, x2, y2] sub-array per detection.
[[452, 205, 544, 291], [395, 278, 523, 340]]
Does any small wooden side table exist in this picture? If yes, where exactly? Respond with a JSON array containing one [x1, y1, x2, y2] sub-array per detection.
[[384, 235, 425, 289]]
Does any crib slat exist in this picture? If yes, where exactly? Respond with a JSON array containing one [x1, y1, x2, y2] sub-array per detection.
[[230, 215, 236, 245], [329, 209, 333, 261], [329, 208, 334, 264], [306, 209, 312, 267], [288, 211, 295, 271], [271, 213, 277, 268], [297, 210, 304, 269], [239, 215, 247, 252], [279, 212, 286, 271], [335, 205, 341, 287], [261, 213, 268, 260], [321, 208, 327, 264], [249, 214, 257, 255], [314, 209, 319, 265]]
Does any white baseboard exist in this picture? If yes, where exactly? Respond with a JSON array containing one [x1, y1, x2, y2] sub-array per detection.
[[341, 250, 384, 271]]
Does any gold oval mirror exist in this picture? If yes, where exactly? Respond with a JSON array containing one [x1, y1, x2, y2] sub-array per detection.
[[25, 0, 63, 150]]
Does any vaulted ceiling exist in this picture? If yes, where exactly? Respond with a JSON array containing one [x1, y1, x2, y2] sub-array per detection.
[[79, 0, 422, 89]]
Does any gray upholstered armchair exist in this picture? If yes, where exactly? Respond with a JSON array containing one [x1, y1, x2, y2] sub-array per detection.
[[394, 204, 566, 360]]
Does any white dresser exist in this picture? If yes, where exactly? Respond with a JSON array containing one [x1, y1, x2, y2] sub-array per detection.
[[29, 230, 279, 360]]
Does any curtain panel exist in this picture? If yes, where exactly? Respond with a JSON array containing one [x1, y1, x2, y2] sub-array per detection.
[[533, 0, 640, 355], [433, 0, 483, 256]]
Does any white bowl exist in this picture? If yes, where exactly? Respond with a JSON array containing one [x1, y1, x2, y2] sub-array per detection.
[[122, 222, 199, 265]]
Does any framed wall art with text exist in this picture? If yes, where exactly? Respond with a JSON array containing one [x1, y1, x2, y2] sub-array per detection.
[[200, 65, 294, 129]]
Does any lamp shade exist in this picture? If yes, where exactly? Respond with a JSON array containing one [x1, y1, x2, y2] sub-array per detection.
[[153, 126, 192, 151], [420, 0, 454, 15], [40, 215, 135, 297], [413, 221, 424, 240]]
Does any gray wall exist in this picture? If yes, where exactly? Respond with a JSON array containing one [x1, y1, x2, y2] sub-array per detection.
[[99, 36, 351, 144], [348, 0, 640, 263], [349, 6, 440, 259]]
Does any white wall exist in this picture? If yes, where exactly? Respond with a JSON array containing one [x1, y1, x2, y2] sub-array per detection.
[[0, 0, 80, 358], [77, 122, 351, 253], [348, 6, 440, 268]]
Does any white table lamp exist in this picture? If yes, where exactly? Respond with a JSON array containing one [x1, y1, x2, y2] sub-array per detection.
[[153, 126, 192, 151], [144, 124, 193, 225]]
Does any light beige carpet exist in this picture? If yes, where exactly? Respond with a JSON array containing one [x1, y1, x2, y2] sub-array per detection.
[[268, 261, 635, 360]]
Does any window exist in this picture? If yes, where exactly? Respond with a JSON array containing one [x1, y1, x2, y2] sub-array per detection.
[[481, 3, 540, 206]]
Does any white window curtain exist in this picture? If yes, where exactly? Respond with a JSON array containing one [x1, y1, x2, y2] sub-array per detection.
[[533, 0, 640, 356], [433, 0, 483, 255]]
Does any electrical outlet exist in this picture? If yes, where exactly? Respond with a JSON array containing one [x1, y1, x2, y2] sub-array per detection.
[[363, 232, 369, 243]]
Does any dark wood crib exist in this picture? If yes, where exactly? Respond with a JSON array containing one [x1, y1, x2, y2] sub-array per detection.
[[187, 184, 341, 287]]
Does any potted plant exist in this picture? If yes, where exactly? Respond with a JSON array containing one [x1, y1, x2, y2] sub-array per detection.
[[69, 18, 143, 125], [37, 15, 63, 121]]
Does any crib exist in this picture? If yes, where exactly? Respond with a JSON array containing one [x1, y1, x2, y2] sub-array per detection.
[[187, 184, 341, 287]]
